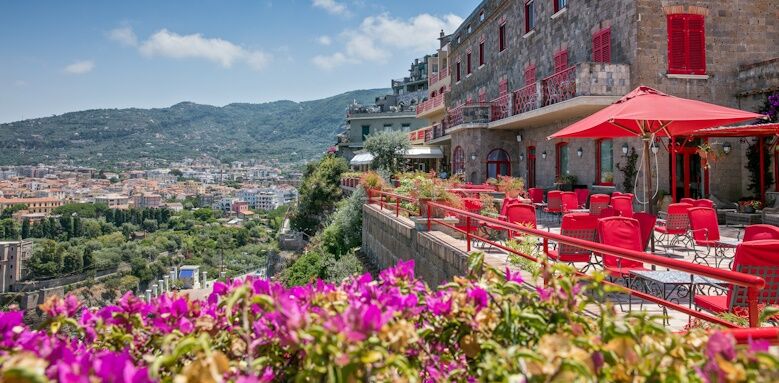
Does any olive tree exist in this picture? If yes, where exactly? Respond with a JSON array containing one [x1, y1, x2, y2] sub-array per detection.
[[364, 130, 410, 174]]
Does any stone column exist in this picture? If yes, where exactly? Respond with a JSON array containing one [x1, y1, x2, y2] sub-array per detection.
[[151, 283, 158, 298], [145, 289, 152, 301], [158, 279, 165, 295], [163, 275, 170, 292], [202, 271, 208, 289]]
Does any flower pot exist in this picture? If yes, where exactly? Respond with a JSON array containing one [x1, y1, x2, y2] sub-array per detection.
[[418, 198, 446, 218]]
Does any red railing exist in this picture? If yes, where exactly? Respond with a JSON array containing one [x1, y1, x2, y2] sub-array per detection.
[[542, 65, 577, 106], [447, 104, 464, 127], [440, 66, 449, 80], [369, 190, 420, 217], [513, 82, 539, 115], [428, 72, 439, 86], [490, 94, 511, 122], [417, 95, 444, 117], [365, 189, 775, 335]]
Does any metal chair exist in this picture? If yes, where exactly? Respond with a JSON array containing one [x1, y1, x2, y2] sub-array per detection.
[[611, 196, 634, 218], [743, 224, 779, 242], [633, 212, 657, 252], [547, 213, 600, 271], [654, 203, 693, 252], [544, 190, 563, 222], [589, 194, 611, 216], [680, 197, 695, 205], [693, 199, 714, 208], [575, 188, 590, 209], [561, 192, 580, 213], [688, 207, 737, 267], [694, 240, 779, 315], [599, 216, 649, 311], [528, 188, 544, 204]]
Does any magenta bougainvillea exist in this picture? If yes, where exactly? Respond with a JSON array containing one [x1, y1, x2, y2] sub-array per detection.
[[0, 256, 778, 382]]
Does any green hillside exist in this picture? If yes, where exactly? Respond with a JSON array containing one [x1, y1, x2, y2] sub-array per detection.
[[0, 88, 389, 166]]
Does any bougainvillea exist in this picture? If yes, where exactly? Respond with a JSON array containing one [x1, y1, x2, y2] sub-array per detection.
[[1, 255, 778, 382]]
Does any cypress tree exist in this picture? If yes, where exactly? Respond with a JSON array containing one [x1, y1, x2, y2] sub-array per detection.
[[21, 218, 30, 239]]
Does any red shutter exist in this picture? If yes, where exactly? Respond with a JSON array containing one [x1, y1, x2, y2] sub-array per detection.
[[592, 32, 602, 62], [667, 14, 687, 73], [554, 50, 568, 72], [524, 65, 536, 85], [600, 28, 611, 63], [687, 15, 706, 74]]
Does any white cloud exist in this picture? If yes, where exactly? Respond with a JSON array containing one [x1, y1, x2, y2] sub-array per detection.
[[110, 27, 271, 71], [317, 35, 333, 46], [64, 60, 95, 75], [312, 12, 463, 70], [108, 26, 138, 46], [312, 0, 349, 16]]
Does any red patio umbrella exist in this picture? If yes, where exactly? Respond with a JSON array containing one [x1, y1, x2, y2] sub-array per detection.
[[548, 86, 764, 213]]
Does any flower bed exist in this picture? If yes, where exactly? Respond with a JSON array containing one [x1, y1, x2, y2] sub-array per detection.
[[1, 256, 777, 382]]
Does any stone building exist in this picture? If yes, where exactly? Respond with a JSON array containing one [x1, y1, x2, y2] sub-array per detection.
[[0, 240, 33, 293], [437, 0, 778, 202]]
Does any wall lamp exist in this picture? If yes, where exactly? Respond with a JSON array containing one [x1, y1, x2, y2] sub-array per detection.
[[576, 147, 583, 157], [651, 142, 659, 154], [723, 142, 732, 154], [519, 153, 525, 161], [516, 134, 523, 142], [470, 153, 477, 161], [541, 151, 547, 159], [621, 143, 629, 155]]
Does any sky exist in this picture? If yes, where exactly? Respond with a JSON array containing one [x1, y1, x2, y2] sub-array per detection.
[[0, 0, 480, 123]]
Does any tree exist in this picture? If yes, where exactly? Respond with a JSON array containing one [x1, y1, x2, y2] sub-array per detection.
[[363, 130, 411, 173], [83, 246, 94, 271], [290, 155, 348, 236], [142, 219, 159, 233], [0, 219, 19, 240], [1, 204, 28, 219], [62, 249, 83, 273], [21, 218, 30, 239]]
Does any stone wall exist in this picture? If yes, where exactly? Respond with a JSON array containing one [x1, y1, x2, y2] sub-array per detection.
[[736, 59, 779, 113], [362, 204, 469, 287]]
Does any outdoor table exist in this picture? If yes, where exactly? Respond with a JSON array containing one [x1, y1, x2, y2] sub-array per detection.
[[568, 209, 589, 214], [630, 270, 726, 324], [725, 211, 763, 226]]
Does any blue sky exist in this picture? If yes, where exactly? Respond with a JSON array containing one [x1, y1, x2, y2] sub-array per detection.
[[0, 0, 479, 123]]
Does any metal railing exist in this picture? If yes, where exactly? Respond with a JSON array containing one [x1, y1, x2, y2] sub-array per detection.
[[365, 189, 776, 335], [490, 94, 511, 122], [542, 65, 577, 106], [513, 82, 539, 115]]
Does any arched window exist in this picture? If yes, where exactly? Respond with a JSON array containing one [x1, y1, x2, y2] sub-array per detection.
[[487, 149, 511, 179], [453, 146, 465, 174]]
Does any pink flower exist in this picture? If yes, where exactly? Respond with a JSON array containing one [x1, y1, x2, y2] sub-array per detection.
[[504, 268, 523, 284], [467, 286, 489, 311], [426, 292, 452, 316]]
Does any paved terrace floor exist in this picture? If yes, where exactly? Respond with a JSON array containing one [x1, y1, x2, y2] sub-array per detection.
[[426, 211, 747, 331]]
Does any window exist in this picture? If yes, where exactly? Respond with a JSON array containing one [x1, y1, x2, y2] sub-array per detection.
[[525, 0, 536, 33], [592, 28, 611, 63], [524, 65, 536, 86], [401, 123, 411, 130], [453, 146, 465, 174], [383, 123, 393, 131], [466, 51, 472, 74], [361, 125, 370, 140], [456, 60, 462, 82], [479, 42, 485, 66], [553, 49, 568, 72], [667, 14, 706, 75], [553, 0, 568, 13], [499, 23, 507, 52], [467, 24, 472, 33], [556, 142, 569, 177], [487, 149, 511, 178], [596, 139, 614, 185], [479, 11, 485, 22], [456, 35, 461, 44]]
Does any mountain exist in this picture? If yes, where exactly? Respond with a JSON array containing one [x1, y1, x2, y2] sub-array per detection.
[[0, 88, 389, 167]]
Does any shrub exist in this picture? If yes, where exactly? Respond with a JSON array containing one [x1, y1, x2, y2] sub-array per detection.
[[363, 130, 410, 173]]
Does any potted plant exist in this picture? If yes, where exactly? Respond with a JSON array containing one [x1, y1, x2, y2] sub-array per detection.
[[738, 199, 763, 214], [495, 175, 526, 199], [554, 174, 577, 192], [414, 176, 462, 218], [360, 171, 385, 193]]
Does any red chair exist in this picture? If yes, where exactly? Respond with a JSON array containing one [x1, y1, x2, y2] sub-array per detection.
[[589, 194, 611, 216], [611, 191, 624, 198], [693, 199, 714, 209], [654, 203, 693, 251], [486, 203, 537, 240], [680, 197, 695, 205], [743, 224, 779, 242], [528, 188, 544, 204], [611, 196, 634, 218], [500, 197, 522, 217], [688, 207, 737, 267], [561, 192, 580, 213], [547, 213, 599, 271], [633, 212, 657, 252], [598, 217, 648, 279], [599, 207, 620, 218], [544, 190, 562, 216], [694, 240, 779, 314], [455, 198, 483, 237], [575, 189, 590, 209]]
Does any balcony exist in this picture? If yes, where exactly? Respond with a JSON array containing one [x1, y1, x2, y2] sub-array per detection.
[[447, 103, 490, 129], [488, 62, 631, 130], [416, 94, 446, 118]]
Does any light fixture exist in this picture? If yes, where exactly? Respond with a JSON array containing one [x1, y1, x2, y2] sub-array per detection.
[[723, 142, 732, 154], [651, 142, 659, 154], [541, 151, 547, 159], [577, 147, 583, 157], [621, 143, 629, 155], [519, 153, 525, 161], [470, 153, 477, 161], [516, 134, 523, 142]]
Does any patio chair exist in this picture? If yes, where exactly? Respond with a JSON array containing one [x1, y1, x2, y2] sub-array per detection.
[[654, 203, 693, 252], [598, 217, 649, 311], [762, 198, 779, 227], [688, 207, 737, 268], [633, 212, 657, 252], [575, 188, 590, 209], [611, 196, 634, 218], [743, 224, 779, 241], [500, 197, 522, 217], [693, 199, 714, 209], [589, 194, 611, 216], [611, 191, 624, 198], [561, 192, 580, 213], [455, 198, 483, 243], [485, 203, 538, 241], [599, 207, 620, 218], [547, 213, 599, 272], [528, 188, 544, 204], [694, 240, 779, 315], [680, 197, 695, 205], [544, 190, 563, 222]]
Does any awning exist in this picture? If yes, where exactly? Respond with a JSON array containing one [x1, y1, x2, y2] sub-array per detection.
[[350, 152, 374, 166], [687, 123, 779, 137], [403, 146, 444, 159]]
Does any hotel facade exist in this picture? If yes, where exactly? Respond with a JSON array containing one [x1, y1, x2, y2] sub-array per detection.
[[413, 0, 778, 202]]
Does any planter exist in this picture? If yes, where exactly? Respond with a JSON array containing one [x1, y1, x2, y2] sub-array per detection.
[[740, 206, 756, 214], [555, 183, 574, 192], [418, 198, 447, 218]]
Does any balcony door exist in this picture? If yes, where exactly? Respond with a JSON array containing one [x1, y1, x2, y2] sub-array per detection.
[[527, 146, 537, 188], [672, 146, 703, 201]]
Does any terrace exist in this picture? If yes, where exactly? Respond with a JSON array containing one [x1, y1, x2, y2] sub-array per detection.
[[361, 181, 779, 336]]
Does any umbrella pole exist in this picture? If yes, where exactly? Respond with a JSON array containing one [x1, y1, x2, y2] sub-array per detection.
[[644, 138, 654, 214]]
